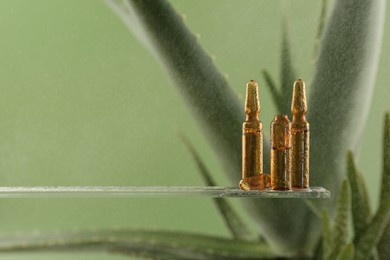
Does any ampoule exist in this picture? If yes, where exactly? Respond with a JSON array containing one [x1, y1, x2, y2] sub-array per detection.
[[291, 79, 310, 188], [270, 115, 291, 190], [240, 80, 268, 190]]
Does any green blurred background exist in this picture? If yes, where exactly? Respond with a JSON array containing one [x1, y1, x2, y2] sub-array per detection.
[[0, 0, 388, 259]]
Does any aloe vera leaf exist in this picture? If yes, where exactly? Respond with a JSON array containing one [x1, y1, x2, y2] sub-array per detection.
[[327, 180, 351, 260], [106, 0, 385, 254], [279, 22, 296, 115], [304, 0, 385, 251], [308, 0, 385, 200], [250, 0, 385, 253], [357, 174, 372, 218], [180, 135, 257, 242], [261, 23, 296, 115], [355, 113, 390, 260], [376, 113, 390, 259], [354, 197, 390, 260], [380, 113, 390, 205], [346, 151, 371, 241], [321, 210, 332, 260], [312, 0, 329, 61], [106, 0, 315, 254], [105, 0, 155, 55], [262, 70, 282, 112], [106, 0, 244, 180], [0, 229, 275, 259], [378, 222, 390, 259]]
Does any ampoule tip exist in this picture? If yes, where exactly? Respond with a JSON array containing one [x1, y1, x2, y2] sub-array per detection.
[[245, 80, 260, 116]]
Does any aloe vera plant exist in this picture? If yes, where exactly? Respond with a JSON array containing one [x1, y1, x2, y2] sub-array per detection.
[[0, 0, 388, 259]]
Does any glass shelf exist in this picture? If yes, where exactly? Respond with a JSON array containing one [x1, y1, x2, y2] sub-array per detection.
[[0, 186, 330, 199]]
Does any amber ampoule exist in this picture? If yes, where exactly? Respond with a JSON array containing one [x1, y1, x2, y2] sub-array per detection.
[[240, 80, 269, 190], [270, 115, 291, 190], [291, 79, 310, 189]]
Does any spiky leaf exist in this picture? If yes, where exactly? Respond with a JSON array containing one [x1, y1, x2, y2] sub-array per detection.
[[346, 151, 371, 240], [262, 70, 282, 112], [180, 135, 256, 242], [378, 222, 390, 259], [279, 22, 296, 114], [354, 199, 390, 260], [328, 180, 351, 260], [375, 113, 390, 259], [355, 113, 390, 260], [107, 0, 385, 253], [380, 113, 390, 205], [321, 210, 332, 260], [379, 113, 390, 232], [312, 0, 329, 60], [106, 0, 243, 181], [309, 0, 385, 203], [261, 22, 296, 115]]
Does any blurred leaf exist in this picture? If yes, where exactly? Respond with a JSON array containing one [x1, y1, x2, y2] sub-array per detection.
[[357, 174, 371, 217], [303, 199, 322, 219], [328, 180, 351, 260], [321, 210, 332, 260], [335, 243, 354, 260], [106, 0, 243, 180], [378, 222, 390, 259], [262, 70, 282, 112], [346, 151, 371, 241], [279, 22, 296, 115], [375, 113, 390, 259], [306, 0, 385, 253], [261, 23, 296, 115], [312, 0, 328, 61], [107, 0, 386, 254], [355, 113, 390, 260], [372, 249, 380, 260], [380, 113, 390, 205], [354, 199, 390, 260], [309, 0, 385, 201], [0, 229, 275, 259], [180, 134, 257, 242]]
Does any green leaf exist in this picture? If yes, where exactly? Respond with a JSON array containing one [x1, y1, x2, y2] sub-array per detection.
[[261, 23, 296, 115], [306, 0, 385, 253], [357, 174, 372, 218], [0, 229, 276, 259], [380, 113, 390, 205], [378, 222, 390, 260], [328, 180, 351, 260], [179, 134, 257, 242], [107, 0, 386, 254], [346, 151, 371, 241], [279, 22, 296, 115], [107, 0, 305, 254], [106, 0, 243, 182], [335, 243, 354, 260], [355, 113, 390, 260], [309, 0, 385, 201], [376, 112, 390, 259], [354, 200, 390, 260], [321, 210, 332, 260], [312, 0, 329, 61], [262, 70, 282, 112]]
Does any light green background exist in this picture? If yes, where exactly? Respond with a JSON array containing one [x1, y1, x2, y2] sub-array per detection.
[[0, 0, 388, 259]]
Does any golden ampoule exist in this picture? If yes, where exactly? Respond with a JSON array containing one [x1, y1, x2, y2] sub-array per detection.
[[240, 80, 269, 190], [291, 79, 310, 188], [270, 115, 291, 190]]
